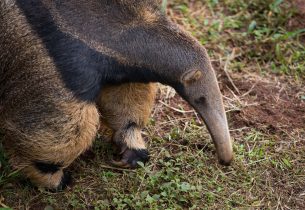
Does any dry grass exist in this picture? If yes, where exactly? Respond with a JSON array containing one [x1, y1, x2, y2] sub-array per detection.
[[1, 0, 305, 209]]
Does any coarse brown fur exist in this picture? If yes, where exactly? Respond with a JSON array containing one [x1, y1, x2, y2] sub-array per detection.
[[0, 0, 233, 190], [0, 1, 100, 189], [0, 0, 157, 189]]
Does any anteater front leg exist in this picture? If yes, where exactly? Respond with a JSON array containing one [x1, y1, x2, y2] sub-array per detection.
[[3, 102, 99, 190], [97, 83, 157, 168]]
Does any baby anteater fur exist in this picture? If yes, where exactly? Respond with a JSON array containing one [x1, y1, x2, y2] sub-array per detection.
[[0, 0, 233, 190]]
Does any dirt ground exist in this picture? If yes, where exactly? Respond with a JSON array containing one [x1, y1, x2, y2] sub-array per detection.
[[221, 73, 305, 134], [290, 0, 305, 29]]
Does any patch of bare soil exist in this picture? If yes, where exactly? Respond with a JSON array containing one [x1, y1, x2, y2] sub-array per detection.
[[288, 0, 305, 30], [222, 74, 305, 136]]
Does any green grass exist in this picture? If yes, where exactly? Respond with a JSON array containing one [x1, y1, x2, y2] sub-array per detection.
[[169, 0, 305, 81], [1, 122, 304, 209], [1, 0, 305, 209]]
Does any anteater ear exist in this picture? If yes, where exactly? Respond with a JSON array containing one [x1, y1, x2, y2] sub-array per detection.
[[181, 70, 203, 84]]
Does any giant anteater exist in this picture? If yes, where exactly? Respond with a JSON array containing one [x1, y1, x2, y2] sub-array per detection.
[[0, 0, 233, 190]]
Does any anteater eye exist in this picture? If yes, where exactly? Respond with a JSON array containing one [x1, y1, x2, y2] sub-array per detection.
[[195, 96, 206, 105]]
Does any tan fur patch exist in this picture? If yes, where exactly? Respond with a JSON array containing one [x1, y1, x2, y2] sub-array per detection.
[[97, 83, 157, 150], [98, 83, 157, 130], [4, 101, 100, 188], [140, 9, 158, 24], [23, 165, 64, 189], [123, 128, 146, 150]]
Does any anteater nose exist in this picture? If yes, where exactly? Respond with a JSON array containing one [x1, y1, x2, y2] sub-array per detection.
[[218, 154, 233, 166]]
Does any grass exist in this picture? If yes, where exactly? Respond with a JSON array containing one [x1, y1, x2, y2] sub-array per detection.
[[169, 0, 305, 81], [1, 0, 305, 209]]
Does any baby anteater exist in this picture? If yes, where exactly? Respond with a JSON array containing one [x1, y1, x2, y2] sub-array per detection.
[[0, 0, 233, 190]]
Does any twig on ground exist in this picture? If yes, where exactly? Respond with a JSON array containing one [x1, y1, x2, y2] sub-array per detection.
[[99, 164, 135, 172], [158, 100, 195, 113], [223, 48, 241, 95]]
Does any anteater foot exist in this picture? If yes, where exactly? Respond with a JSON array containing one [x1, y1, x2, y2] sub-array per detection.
[[55, 170, 72, 191], [112, 148, 149, 168]]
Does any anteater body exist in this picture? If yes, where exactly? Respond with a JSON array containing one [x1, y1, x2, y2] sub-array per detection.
[[0, 0, 232, 190]]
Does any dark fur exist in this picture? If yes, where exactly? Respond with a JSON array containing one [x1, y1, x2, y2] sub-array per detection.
[[122, 149, 150, 168], [0, 0, 232, 189], [34, 161, 62, 174]]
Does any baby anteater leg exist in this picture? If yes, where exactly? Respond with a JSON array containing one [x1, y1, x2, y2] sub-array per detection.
[[97, 83, 157, 168], [3, 102, 99, 190]]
